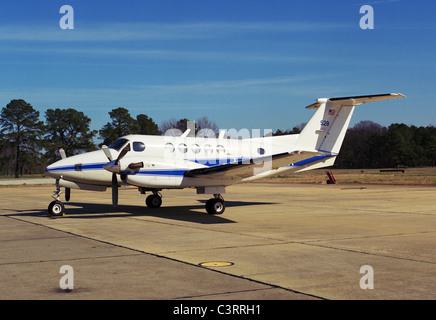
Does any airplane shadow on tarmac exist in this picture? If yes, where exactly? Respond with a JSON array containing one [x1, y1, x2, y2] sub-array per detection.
[[4, 200, 277, 225]]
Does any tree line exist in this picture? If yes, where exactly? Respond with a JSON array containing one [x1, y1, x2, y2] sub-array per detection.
[[1, 99, 435, 177], [0, 99, 217, 177], [273, 120, 436, 169], [335, 121, 436, 169]]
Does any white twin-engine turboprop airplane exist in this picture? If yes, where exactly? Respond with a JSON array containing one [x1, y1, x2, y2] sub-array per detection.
[[46, 93, 405, 217]]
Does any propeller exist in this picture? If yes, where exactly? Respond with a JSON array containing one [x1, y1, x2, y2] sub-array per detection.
[[102, 144, 131, 206], [101, 145, 113, 161]]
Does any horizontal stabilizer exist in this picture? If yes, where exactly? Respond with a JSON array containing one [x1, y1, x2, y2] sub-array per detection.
[[306, 93, 405, 109]]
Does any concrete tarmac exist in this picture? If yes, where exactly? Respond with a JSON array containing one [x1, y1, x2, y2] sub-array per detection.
[[1, 181, 436, 300]]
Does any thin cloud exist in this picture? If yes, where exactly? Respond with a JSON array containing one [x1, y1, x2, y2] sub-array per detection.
[[0, 43, 318, 64], [138, 75, 329, 93], [0, 75, 334, 105], [0, 21, 350, 42]]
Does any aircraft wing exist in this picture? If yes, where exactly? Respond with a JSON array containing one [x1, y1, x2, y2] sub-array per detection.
[[184, 151, 323, 179]]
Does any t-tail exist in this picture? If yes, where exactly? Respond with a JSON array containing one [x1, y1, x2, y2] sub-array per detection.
[[295, 93, 405, 170]]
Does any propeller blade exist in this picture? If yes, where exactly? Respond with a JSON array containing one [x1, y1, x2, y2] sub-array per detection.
[[105, 143, 130, 207], [115, 144, 131, 165], [103, 144, 131, 174], [101, 145, 113, 161], [112, 173, 118, 206]]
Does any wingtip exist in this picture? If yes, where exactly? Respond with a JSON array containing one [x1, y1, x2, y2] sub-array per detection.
[[393, 93, 406, 98]]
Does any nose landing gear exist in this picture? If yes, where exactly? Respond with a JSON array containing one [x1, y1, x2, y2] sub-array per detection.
[[48, 200, 65, 217], [48, 179, 65, 217]]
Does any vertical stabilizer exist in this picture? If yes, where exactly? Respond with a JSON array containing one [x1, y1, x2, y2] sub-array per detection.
[[296, 93, 405, 154]]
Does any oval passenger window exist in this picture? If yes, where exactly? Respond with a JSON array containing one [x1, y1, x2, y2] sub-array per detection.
[[178, 143, 188, 153], [133, 142, 145, 152], [192, 144, 201, 154], [165, 143, 175, 153], [217, 145, 225, 153], [204, 144, 213, 154]]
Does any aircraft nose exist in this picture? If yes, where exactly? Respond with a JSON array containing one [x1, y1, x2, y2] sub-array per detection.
[[45, 159, 65, 179]]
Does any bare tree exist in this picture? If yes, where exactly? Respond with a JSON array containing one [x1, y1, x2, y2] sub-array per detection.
[[195, 116, 219, 134], [160, 116, 219, 137]]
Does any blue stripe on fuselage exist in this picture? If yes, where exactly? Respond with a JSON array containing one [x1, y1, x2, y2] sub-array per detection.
[[188, 157, 251, 167], [129, 170, 186, 176], [45, 154, 334, 175], [45, 162, 106, 172], [287, 154, 333, 167]]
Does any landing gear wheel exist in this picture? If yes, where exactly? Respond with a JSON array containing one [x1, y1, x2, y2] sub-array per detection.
[[205, 198, 225, 215], [48, 200, 65, 217], [146, 194, 162, 208]]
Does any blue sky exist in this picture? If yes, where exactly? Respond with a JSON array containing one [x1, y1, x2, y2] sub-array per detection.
[[0, 0, 435, 136]]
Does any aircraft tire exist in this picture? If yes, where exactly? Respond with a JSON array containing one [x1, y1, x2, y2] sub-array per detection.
[[48, 200, 65, 217], [146, 194, 162, 208], [205, 198, 225, 215]]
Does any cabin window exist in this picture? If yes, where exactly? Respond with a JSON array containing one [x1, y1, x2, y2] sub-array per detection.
[[191, 144, 201, 154], [217, 145, 225, 154], [178, 143, 188, 153], [75, 164, 82, 171], [257, 148, 265, 155], [165, 143, 175, 153], [108, 138, 129, 151], [133, 142, 145, 152], [204, 144, 213, 155]]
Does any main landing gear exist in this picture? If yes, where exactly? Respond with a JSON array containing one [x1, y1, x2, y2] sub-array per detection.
[[205, 194, 225, 215], [140, 188, 225, 214], [48, 179, 65, 218], [145, 191, 162, 208]]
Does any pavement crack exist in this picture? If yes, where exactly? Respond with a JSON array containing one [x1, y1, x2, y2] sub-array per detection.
[[0, 253, 144, 267], [301, 230, 436, 243], [295, 241, 436, 265], [172, 287, 277, 299]]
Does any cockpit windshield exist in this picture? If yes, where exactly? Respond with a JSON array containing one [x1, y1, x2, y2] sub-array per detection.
[[108, 138, 129, 151]]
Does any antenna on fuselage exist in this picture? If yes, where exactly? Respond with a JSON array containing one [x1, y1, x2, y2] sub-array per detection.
[[218, 130, 226, 139], [180, 129, 191, 137]]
